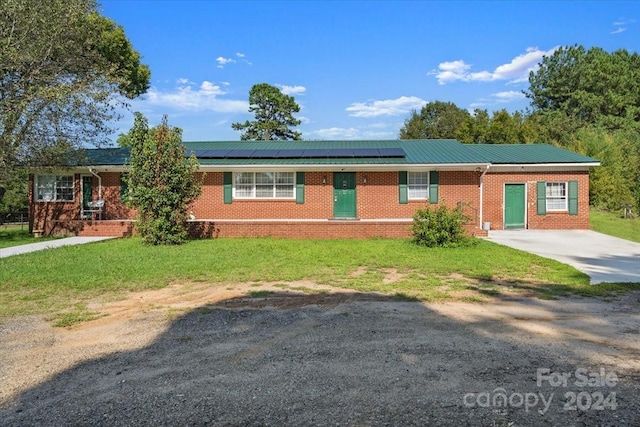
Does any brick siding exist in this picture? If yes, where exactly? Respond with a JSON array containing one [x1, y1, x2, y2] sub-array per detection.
[[29, 169, 590, 238]]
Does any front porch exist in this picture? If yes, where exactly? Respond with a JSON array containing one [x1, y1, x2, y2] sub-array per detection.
[[46, 220, 135, 238]]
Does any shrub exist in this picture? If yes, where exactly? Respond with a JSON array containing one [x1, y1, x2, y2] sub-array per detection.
[[411, 203, 472, 247]]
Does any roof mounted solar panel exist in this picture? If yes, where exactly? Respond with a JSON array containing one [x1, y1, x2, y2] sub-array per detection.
[[324, 149, 355, 158], [226, 150, 255, 158], [207, 149, 232, 158], [189, 150, 210, 158], [378, 148, 405, 157], [251, 150, 280, 159], [276, 149, 305, 158], [354, 148, 380, 157]]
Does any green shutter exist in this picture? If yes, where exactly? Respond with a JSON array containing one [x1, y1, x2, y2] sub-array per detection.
[[223, 172, 232, 204], [429, 171, 439, 204], [398, 171, 408, 204], [536, 181, 546, 215], [568, 180, 578, 215], [296, 172, 305, 204]]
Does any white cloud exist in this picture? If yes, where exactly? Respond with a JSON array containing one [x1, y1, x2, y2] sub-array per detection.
[[346, 96, 426, 118], [144, 80, 247, 113], [611, 18, 635, 34], [176, 77, 193, 86], [298, 115, 310, 124], [306, 127, 361, 140], [305, 127, 395, 140], [431, 47, 559, 85], [492, 90, 526, 103], [217, 53, 252, 68], [278, 85, 307, 96], [216, 56, 236, 68]]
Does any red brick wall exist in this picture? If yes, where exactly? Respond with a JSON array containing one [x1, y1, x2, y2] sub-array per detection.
[[30, 172, 135, 231], [30, 169, 590, 236], [482, 171, 590, 230], [192, 171, 481, 223]]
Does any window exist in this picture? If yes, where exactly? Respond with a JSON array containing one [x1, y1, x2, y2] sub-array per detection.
[[546, 182, 567, 211], [408, 172, 429, 199], [233, 172, 295, 199], [34, 175, 74, 202]]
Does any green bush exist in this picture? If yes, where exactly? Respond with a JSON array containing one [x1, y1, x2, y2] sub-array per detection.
[[411, 204, 472, 247]]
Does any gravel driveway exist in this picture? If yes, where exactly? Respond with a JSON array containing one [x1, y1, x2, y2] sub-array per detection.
[[1, 284, 639, 426]]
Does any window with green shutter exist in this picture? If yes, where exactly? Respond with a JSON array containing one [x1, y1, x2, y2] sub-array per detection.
[[398, 171, 408, 204], [296, 172, 305, 204], [429, 171, 439, 204]]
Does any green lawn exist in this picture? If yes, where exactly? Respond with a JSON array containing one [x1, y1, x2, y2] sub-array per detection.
[[2, 236, 638, 323], [590, 209, 640, 243], [0, 225, 59, 249]]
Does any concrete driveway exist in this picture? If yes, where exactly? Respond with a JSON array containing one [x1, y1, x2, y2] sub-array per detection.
[[487, 230, 640, 284]]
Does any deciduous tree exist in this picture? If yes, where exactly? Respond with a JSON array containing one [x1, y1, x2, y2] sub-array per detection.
[[0, 0, 150, 184], [399, 101, 470, 140], [125, 113, 202, 245]]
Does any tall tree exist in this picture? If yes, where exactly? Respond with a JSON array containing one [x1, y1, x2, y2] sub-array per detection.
[[526, 45, 640, 131], [232, 83, 302, 140], [125, 113, 202, 245], [0, 0, 150, 184], [399, 101, 470, 139], [456, 109, 491, 143]]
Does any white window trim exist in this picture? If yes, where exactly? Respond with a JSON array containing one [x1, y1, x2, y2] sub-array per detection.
[[232, 171, 296, 200], [546, 182, 568, 212], [34, 174, 75, 202], [408, 171, 429, 200]]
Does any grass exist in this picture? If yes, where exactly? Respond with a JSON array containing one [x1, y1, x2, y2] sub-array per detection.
[[0, 224, 60, 249], [1, 236, 639, 323], [590, 209, 640, 243]]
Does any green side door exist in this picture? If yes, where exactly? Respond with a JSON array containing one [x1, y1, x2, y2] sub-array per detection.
[[504, 184, 525, 229], [333, 172, 356, 218]]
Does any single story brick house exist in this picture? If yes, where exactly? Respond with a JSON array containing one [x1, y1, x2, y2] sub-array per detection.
[[29, 139, 599, 238]]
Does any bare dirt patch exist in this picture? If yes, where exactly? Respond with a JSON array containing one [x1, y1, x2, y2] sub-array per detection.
[[1, 283, 639, 426]]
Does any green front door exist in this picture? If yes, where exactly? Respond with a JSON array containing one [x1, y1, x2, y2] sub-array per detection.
[[82, 175, 93, 211], [333, 172, 356, 218], [504, 184, 525, 229]]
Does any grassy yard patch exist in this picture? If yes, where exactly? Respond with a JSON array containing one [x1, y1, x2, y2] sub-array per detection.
[[1, 237, 639, 322], [0, 225, 60, 249], [590, 209, 640, 243]]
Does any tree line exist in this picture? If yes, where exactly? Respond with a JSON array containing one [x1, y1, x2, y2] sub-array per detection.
[[399, 46, 640, 214], [1, 0, 638, 227]]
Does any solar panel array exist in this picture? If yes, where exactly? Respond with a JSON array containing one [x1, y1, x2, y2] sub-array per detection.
[[187, 148, 405, 159]]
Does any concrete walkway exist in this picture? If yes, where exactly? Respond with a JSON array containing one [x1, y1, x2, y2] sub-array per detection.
[[487, 230, 640, 284], [0, 237, 115, 259]]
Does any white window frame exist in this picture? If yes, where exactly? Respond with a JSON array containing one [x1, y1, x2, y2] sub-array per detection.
[[546, 182, 568, 211], [408, 171, 429, 200], [233, 172, 296, 199], [34, 175, 75, 202]]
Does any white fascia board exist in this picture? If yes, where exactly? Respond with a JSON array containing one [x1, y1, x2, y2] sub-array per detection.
[[488, 163, 600, 173], [196, 163, 491, 172]]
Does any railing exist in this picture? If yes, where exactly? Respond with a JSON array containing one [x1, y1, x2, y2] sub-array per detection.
[[1, 211, 29, 229]]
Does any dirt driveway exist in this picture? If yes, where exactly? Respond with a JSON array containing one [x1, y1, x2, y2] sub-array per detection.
[[1, 282, 639, 426]]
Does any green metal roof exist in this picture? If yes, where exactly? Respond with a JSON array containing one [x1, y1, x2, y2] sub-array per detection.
[[77, 140, 598, 167], [465, 143, 599, 164]]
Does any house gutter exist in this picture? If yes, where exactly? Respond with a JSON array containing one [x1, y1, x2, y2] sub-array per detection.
[[88, 167, 102, 200], [478, 165, 490, 230]]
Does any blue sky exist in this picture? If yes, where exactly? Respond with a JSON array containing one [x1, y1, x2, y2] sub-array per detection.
[[101, 0, 639, 142]]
